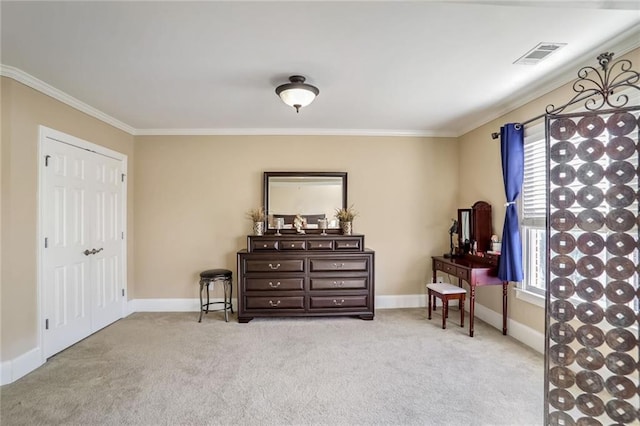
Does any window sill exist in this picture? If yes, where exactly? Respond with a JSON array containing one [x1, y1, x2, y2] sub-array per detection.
[[515, 288, 545, 308]]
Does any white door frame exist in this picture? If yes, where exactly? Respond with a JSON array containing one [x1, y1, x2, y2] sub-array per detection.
[[37, 125, 128, 362]]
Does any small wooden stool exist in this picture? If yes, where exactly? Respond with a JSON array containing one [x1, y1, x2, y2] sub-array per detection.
[[426, 283, 466, 329], [199, 269, 233, 322]]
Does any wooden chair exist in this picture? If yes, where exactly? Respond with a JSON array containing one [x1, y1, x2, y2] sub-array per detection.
[[426, 283, 466, 329]]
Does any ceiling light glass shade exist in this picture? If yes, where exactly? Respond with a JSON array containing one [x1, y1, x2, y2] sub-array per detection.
[[275, 75, 319, 113]]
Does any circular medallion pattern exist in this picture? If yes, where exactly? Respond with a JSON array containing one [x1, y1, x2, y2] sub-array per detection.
[[575, 394, 605, 417], [576, 233, 604, 255], [576, 256, 604, 278], [605, 161, 635, 185], [575, 370, 604, 394], [605, 233, 636, 256], [550, 322, 576, 345], [605, 399, 637, 423], [605, 352, 635, 375], [576, 186, 604, 209], [575, 302, 604, 324], [605, 328, 636, 352], [550, 164, 576, 186], [575, 279, 604, 302], [576, 163, 604, 185], [550, 300, 576, 322], [576, 210, 605, 232], [605, 375, 637, 399], [550, 277, 575, 299], [550, 140, 577, 163], [549, 366, 576, 389], [550, 210, 576, 232], [549, 344, 576, 366], [606, 112, 637, 136], [605, 209, 635, 232], [576, 348, 605, 370], [604, 185, 636, 208], [606, 136, 635, 160], [548, 411, 576, 426], [605, 281, 636, 304], [550, 118, 577, 141], [575, 324, 605, 347], [576, 138, 605, 161], [606, 256, 635, 280], [575, 417, 602, 426], [551, 187, 576, 209], [549, 388, 576, 411], [605, 304, 636, 328], [577, 116, 605, 138], [550, 232, 576, 255], [550, 255, 576, 277]]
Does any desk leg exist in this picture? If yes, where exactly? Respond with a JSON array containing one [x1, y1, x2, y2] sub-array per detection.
[[502, 281, 508, 335], [469, 284, 476, 337]]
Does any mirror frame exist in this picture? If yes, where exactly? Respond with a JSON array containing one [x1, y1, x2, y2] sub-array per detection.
[[457, 201, 492, 255], [263, 171, 348, 234]]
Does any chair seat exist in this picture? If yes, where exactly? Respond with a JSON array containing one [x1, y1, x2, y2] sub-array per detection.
[[426, 283, 466, 295], [200, 268, 232, 280]]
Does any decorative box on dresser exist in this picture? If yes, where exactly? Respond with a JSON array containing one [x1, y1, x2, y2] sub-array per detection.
[[237, 234, 375, 323]]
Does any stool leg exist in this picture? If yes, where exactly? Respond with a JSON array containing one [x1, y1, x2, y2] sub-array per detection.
[[229, 279, 234, 314], [442, 296, 447, 329], [460, 294, 465, 328], [205, 282, 210, 314], [427, 289, 432, 320], [198, 281, 204, 323], [223, 280, 229, 322]]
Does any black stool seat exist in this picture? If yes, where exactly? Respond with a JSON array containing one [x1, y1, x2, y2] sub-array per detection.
[[199, 268, 233, 322], [200, 269, 232, 280]]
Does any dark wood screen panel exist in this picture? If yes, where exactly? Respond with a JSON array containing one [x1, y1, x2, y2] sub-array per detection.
[[545, 108, 639, 425]]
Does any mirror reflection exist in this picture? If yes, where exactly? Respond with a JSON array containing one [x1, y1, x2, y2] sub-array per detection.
[[264, 172, 347, 230]]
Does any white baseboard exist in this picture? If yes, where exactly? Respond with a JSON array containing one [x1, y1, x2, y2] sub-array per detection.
[[0, 347, 44, 386], [1, 294, 542, 385]]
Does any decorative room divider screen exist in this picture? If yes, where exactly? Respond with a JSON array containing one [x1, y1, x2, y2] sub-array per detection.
[[545, 53, 639, 425]]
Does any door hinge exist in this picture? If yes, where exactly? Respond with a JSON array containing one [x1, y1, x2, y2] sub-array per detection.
[[44, 237, 48, 248], [122, 289, 125, 297], [121, 173, 125, 182], [122, 231, 124, 240], [45, 319, 49, 330], [45, 155, 51, 167]]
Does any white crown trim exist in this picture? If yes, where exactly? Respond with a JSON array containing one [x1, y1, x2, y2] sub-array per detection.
[[134, 128, 457, 138], [0, 65, 136, 135]]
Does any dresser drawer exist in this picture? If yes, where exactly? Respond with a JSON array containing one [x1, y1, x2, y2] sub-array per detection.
[[244, 259, 304, 273], [281, 241, 307, 250], [309, 295, 368, 309], [434, 260, 444, 270], [442, 263, 456, 275], [245, 278, 304, 291], [310, 278, 367, 290], [455, 267, 470, 281], [307, 240, 334, 250], [335, 239, 361, 250], [245, 296, 304, 310], [250, 240, 279, 251], [309, 258, 369, 272]]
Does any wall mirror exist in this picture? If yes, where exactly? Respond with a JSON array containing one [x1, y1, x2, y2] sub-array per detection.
[[457, 201, 492, 254], [263, 172, 347, 232]]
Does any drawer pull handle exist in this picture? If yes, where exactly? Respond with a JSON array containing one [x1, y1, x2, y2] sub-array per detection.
[[268, 263, 281, 270], [269, 281, 281, 288], [332, 281, 345, 287], [332, 263, 345, 269], [269, 300, 281, 307], [333, 299, 345, 306], [263, 244, 267, 247], [291, 244, 295, 247]]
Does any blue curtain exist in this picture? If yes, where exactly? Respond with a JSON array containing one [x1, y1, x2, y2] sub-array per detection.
[[498, 123, 524, 282]]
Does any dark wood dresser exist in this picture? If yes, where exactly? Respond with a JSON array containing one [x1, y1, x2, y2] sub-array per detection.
[[237, 234, 375, 323]]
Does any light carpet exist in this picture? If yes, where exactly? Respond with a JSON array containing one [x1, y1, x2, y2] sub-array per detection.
[[1, 308, 543, 425]]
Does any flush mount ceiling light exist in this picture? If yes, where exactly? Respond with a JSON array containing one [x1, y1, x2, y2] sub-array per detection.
[[275, 75, 319, 113]]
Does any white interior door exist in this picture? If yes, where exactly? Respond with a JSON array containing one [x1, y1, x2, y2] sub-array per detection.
[[41, 132, 126, 358]]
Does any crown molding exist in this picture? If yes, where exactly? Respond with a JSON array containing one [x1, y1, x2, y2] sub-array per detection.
[[0, 65, 136, 135], [134, 128, 457, 138], [456, 25, 640, 136]]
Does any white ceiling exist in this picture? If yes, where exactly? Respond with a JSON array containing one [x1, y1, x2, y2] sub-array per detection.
[[1, 1, 639, 136]]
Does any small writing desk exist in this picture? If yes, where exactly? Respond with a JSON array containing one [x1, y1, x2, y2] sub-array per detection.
[[431, 255, 508, 337]]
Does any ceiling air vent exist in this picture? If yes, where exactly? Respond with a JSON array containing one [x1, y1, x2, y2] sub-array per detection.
[[514, 42, 567, 65]]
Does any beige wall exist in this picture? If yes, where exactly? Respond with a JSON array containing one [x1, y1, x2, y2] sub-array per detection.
[[134, 135, 459, 300], [0, 77, 135, 360], [458, 47, 640, 334]]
